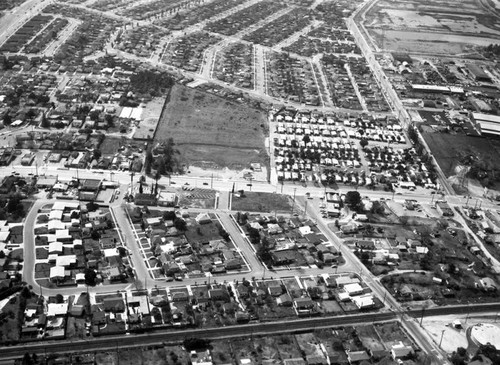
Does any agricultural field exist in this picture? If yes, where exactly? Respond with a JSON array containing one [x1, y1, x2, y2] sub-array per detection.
[[363, 0, 500, 54], [155, 84, 268, 170]]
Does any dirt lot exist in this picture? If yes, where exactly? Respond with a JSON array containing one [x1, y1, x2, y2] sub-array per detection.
[[364, 0, 500, 54], [134, 97, 167, 140], [155, 84, 268, 170], [423, 132, 500, 179], [231, 192, 293, 213]]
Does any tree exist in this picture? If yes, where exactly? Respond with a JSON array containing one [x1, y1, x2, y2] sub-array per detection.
[[183, 337, 210, 352], [41, 112, 50, 128], [145, 149, 153, 175], [55, 294, 64, 303], [84, 268, 98, 286], [3, 113, 12, 126], [360, 138, 368, 148], [86, 201, 99, 212], [370, 201, 385, 215], [162, 210, 176, 221], [344, 191, 362, 211], [173, 218, 187, 231], [247, 226, 261, 244], [7, 194, 25, 219]]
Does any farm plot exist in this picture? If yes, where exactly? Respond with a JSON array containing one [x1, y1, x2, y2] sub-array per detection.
[[155, 84, 268, 170]]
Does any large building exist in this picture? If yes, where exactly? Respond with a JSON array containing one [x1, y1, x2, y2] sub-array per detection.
[[473, 112, 500, 137], [468, 64, 492, 83]]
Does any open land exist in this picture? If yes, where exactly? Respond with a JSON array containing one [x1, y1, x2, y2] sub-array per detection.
[[155, 84, 268, 170], [364, 0, 500, 54]]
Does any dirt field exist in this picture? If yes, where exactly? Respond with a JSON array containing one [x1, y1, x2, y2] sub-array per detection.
[[364, 0, 500, 54], [231, 192, 293, 213], [134, 97, 167, 140], [422, 132, 500, 177], [154, 84, 268, 170]]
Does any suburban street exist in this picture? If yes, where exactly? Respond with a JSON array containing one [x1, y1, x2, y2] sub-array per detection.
[[13, 160, 487, 364]]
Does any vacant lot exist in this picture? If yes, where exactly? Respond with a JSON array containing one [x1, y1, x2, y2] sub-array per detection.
[[423, 132, 500, 177], [364, 0, 500, 54], [155, 84, 268, 170], [231, 192, 293, 213], [134, 97, 166, 140]]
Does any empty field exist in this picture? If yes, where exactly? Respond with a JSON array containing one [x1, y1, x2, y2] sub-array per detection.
[[364, 0, 500, 54], [423, 132, 500, 177], [155, 84, 268, 170], [231, 192, 293, 213]]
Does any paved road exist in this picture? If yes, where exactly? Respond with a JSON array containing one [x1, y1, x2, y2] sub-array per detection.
[[0, 312, 397, 359]]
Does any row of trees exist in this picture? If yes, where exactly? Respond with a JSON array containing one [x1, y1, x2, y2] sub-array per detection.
[[145, 138, 182, 176]]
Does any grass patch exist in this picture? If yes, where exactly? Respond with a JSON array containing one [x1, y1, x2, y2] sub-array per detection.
[[423, 132, 500, 177], [101, 136, 125, 155], [155, 84, 268, 169], [231, 192, 293, 213]]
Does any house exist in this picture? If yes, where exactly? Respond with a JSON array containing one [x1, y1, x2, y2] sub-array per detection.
[[276, 293, 293, 306], [134, 193, 157, 206], [195, 213, 212, 225], [271, 249, 296, 265], [355, 240, 375, 250], [208, 288, 229, 302], [283, 359, 307, 365], [335, 276, 360, 288], [80, 179, 102, 191], [346, 350, 370, 364], [344, 283, 364, 296], [391, 344, 414, 360], [267, 284, 283, 297], [294, 297, 314, 310], [351, 294, 374, 309], [102, 297, 125, 313], [435, 201, 454, 217], [341, 224, 358, 234], [158, 191, 178, 207], [47, 303, 68, 317], [224, 259, 242, 270], [49, 266, 66, 282]]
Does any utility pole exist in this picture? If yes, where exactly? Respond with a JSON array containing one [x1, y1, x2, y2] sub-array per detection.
[[291, 187, 297, 215], [439, 329, 445, 348]]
